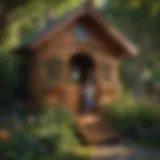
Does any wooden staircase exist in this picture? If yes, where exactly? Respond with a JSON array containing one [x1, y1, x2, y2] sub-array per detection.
[[76, 114, 121, 144]]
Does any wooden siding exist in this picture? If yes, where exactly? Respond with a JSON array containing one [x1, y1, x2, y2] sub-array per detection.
[[27, 23, 121, 111]]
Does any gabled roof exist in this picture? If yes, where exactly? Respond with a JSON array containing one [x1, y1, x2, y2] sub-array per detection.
[[19, 3, 138, 57]]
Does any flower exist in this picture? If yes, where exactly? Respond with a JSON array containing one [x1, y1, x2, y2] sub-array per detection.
[[0, 129, 10, 140]]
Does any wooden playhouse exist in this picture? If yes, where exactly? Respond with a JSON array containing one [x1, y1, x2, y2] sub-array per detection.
[[15, 2, 137, 114]]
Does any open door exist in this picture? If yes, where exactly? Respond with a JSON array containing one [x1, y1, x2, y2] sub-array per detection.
[[67, 53, 97, 113]]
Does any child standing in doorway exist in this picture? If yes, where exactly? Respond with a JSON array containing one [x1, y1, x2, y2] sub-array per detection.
[[83, 79, 95, 112]]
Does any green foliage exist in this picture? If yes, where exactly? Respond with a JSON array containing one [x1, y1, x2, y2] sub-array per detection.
[[107, 0, 160, 16], [0, 133, 58, 160], [0, 107, 86, 160], [103, 95, 160, 142], [103, 0, 160, 101], [0, 0, 84, 52], [28, 107, 78, 151], [0, 54, 19, 108], [120, 59, 160, 103]]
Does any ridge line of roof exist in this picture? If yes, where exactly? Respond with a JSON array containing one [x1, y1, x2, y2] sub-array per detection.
[[18, 4, 138, 56]]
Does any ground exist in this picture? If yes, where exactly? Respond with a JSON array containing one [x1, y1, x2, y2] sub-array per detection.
[[89, 142, 160, 160]]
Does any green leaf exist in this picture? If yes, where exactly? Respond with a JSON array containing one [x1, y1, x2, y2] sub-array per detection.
[[150, 3, 160, 16], [128, 0, 142, 9]]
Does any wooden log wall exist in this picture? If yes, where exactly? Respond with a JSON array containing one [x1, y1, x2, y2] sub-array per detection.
[[28, 23, 122, 111]]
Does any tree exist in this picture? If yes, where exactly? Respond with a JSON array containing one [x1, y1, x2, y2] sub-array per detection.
[[102, 0, 160, 100], [0, 0, 84, 53]]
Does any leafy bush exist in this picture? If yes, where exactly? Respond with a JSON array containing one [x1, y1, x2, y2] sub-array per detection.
[[120, 59, 160, 104], [0, 133, 58, 160], [27, 106, 79, 151], [0, 106, 85, 160], [0, 54, 18, 109], [103, 94, 160, 141]]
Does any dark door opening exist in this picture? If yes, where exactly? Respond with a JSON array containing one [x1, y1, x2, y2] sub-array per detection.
[[70, 53, 96, 113], [70, 53, 95, 84]]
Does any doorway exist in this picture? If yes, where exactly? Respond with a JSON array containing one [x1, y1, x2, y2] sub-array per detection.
[[69, 53, 96, 113]]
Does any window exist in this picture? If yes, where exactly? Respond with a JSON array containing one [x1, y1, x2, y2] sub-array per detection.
[[70, 68, 80, 84], [74, 25, 88, 41], [43, 58, 62, 85], [101, 64, 111, 81]]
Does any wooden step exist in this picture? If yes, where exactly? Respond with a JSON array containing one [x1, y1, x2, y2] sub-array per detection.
[[76, 114, 121, 144], [78, 126, 119, 144]]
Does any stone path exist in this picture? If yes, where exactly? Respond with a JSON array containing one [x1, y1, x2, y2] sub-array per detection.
[[90, 142, 160, 160]]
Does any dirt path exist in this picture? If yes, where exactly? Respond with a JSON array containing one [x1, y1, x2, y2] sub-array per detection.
[[90, 142, 160, 160]]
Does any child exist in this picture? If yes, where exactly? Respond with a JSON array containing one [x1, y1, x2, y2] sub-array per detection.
[[83, 79, 95, 112]]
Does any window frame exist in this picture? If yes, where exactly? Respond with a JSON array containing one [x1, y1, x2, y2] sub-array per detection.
[[101, 63, 112, 81], [43, 58, 62, 86], [74, 24, 88, 41]]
